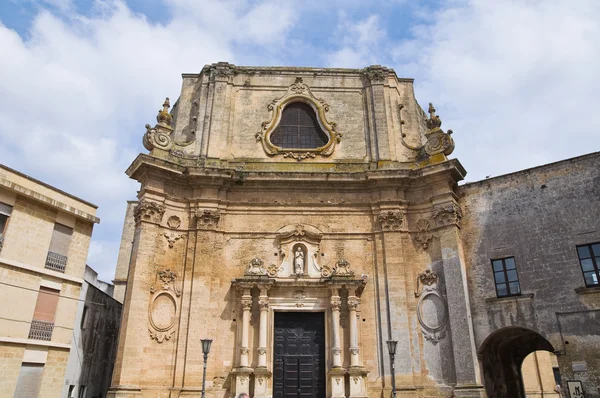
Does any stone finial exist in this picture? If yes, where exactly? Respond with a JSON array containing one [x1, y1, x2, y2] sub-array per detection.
[[426, 103, 442, 131], [157, 97, 173, 127]]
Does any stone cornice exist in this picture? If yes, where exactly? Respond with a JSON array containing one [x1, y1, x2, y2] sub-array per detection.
[[126, 154, 465, 187]]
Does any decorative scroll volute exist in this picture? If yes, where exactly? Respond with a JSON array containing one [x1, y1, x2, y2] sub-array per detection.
[[256, 77, 342, 159]]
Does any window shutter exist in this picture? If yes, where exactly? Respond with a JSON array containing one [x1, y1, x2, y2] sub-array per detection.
[[13, 364, 44, 398], [32, 287, 60, 322], [48, 223, 73, 256]]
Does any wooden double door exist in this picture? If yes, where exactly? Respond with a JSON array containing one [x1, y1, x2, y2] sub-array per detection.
[[273, 312, 326, 398]]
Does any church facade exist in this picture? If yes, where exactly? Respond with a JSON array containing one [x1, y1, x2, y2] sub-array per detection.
[[108, 63, 600, 398]]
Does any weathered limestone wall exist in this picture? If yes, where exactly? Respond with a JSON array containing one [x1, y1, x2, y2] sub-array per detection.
[[460, 152, 600, 396], [113, 201, 137, 303], [171, 64, 427, 164]]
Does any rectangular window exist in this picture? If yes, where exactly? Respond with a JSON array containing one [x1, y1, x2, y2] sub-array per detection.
[[492, 257, 521, 297], [28, 287, 60, 341], [0, 202, 12, 254], [78, 385, 86, 398], [577, 243, 600, 287], [45, 223, 73, 272]]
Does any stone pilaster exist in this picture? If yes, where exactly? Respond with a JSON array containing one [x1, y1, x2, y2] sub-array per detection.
[[257, 286, 269, 369]]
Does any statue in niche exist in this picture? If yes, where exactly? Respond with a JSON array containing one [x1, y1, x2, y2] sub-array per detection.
[[294, 247, 304, 276]]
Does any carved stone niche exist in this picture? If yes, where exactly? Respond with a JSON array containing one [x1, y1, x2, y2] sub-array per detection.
[[273, 224, 327, 278]]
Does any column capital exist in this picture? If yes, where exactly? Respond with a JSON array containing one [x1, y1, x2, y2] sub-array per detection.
[[258, 298, 269, 311], [330, 296, 342, 310]]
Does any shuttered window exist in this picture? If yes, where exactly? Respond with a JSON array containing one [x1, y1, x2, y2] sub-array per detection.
[[33, 287, 60, 322], [48, 223, 73, 257], [271, 102, 329, 149], [13, 363, 44, 398], [0, 202, 12, 253]]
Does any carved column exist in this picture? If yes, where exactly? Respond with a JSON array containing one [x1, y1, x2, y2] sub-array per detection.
[[254, 285, 271, 398], [257, 287, 269, 368], [240, 287, 252, 368], [330, 291, 342, 368], [329, 288, 346, 398], [348, 293, 360, 367]]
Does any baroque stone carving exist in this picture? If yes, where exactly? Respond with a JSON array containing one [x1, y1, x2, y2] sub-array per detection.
[[195, 209, 221, 230], [378, 210, 404, 231], [167, 215, 181, 229], [134, 200, 166, 224], [320, 265, 333, 278], [423, 103, 455, 157], [163, 232, 184, 248], [415, 269, 448, 345], [143, 97, 194, 154], [149, 268, 181, 343], [246, 258, 268, 276], [414, 218, 433, 249], [333, 259, 354, 276], [212, 376, 225, 390], [256, 77, 342, 158], [267, 263, 281, 277], [432, 203, 463, 228], [362, 65, 391, 82]]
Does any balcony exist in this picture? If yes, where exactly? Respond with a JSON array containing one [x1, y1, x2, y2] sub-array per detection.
[[45, 251, 67, 273], [28, 319, 54, 341]]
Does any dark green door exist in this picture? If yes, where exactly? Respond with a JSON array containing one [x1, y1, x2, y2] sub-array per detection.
[[273, 312, 326, 398]]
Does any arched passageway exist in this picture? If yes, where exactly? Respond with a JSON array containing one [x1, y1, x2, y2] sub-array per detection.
[[478, 327, 555, 398]]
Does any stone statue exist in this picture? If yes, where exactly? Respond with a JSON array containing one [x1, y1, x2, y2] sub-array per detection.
[[294, 248, 304, 276]]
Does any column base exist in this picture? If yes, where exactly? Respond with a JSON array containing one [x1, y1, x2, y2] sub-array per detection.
[[348, 367, 369, 398], [253, 368, 272, 398], [106, 386, 142, 398], [329, 368, 347, 398], [453, 384, 486, 398], [230, 367, 254, 397]]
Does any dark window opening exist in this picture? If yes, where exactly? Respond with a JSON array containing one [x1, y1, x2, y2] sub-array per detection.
[[492, 257, 521, 297], [577, 243, 600, 287], [270, 102, 329, 149]]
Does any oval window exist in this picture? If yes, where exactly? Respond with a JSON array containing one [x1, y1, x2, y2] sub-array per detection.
[[270, 102, 329, 149]]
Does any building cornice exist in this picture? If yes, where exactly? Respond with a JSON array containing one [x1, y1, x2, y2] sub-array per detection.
[[0, 256, 84, 285]]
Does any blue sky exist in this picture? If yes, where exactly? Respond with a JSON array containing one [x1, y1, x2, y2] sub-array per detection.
[[1, 0, 599, 281]]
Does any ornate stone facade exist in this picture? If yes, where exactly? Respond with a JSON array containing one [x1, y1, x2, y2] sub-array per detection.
[[109, 64, 600, 398]]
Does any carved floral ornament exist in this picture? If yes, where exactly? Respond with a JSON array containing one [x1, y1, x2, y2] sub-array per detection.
[[195, 209, 221, 230], [378, 210, 404, 231], [414, 218, 434, 249], [149, 268, 181, 343], [432, 203, 463, 228], [255, 77, 342, 159]]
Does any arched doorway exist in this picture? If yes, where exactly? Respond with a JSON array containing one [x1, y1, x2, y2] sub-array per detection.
[[478, 327, 555, 398], [521, 350, 561, 397]]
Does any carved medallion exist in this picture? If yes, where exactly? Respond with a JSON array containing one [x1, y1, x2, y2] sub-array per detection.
[[163, 232, 184, 248], [333, 259, 354, 276], [245, 258, 267, 276], [414, 218, 433, 249], [167, 215, 181, 229], [195, 209, 220, 230], [414, 269, 448, 344], [148, 268, 181, 343]]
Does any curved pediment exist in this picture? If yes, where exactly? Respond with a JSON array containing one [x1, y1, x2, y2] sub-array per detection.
[[275, 224, 323, 245]]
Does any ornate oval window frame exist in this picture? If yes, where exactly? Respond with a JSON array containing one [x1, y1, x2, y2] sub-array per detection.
[[255, 78, 342, 160], [148, 290, 178, 333]]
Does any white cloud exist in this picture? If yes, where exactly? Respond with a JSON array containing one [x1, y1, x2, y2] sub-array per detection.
[[326, 14, 387, 67], [0, 0, 300, 281], [393, 0, 600, 181]]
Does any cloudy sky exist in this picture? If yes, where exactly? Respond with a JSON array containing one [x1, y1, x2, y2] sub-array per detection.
[[1, 0, 599, 281]]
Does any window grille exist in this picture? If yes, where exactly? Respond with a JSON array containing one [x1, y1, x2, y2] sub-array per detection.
[[271, 102, 329, 149]]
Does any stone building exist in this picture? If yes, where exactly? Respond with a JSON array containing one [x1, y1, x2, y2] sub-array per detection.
[[108, 63, 600, 398], [0, 164, 99, 397], [63, 265, 122, 398]]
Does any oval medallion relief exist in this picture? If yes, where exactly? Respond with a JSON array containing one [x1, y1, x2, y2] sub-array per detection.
[[417, 291, 448, 332], [149, 292, 177, 332]]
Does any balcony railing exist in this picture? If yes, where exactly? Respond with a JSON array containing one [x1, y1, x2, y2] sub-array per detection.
[[45, 251, 67, 273], [0, 236, 4, 254], [28, 319, 54, 341]]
